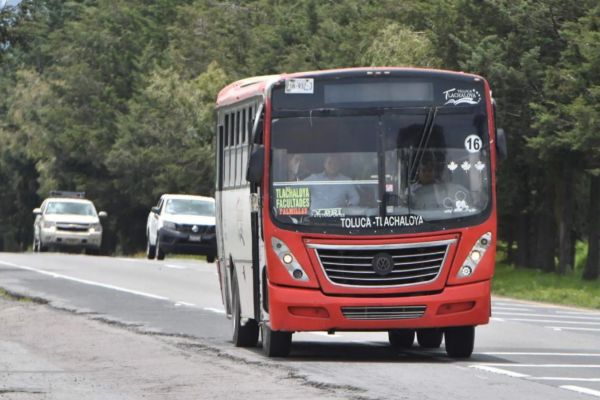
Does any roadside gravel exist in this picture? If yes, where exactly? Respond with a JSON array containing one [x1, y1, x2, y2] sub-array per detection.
[[0, 297, 355, 400]]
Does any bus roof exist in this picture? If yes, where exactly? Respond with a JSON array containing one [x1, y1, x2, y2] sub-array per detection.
[[215, 67, 485, 108]]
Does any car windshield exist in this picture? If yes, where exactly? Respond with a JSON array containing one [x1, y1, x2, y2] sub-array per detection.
[[46, 202, 96, 216], [164, 199, 215, 216], [270, 111, 491, 231]]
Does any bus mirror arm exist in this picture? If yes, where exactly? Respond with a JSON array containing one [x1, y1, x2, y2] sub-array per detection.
[[496, 128, 507, 161], [247, 145, 265, 184]]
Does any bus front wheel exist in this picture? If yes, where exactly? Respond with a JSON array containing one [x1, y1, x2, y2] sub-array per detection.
[[262, 323, 292, 357], [444, 326, 475, 358], [231, 273, 259, 347]]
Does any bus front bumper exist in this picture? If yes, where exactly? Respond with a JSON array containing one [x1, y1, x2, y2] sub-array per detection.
[[268, 280, 491, 332]]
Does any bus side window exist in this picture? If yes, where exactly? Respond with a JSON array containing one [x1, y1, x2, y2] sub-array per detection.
[[229, 112, 236, 188], [217, 124, 224, 191], [242, 108, 248, 187], [224, 114, 230, 189], [236, 110, 242, 188]]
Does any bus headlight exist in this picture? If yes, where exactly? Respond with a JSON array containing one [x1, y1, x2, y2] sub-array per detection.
[[457, 232, 492, 278], [271, 237, 309, 282]]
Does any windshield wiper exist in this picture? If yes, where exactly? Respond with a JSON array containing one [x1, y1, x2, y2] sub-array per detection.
[[406, 107, 439, 213]]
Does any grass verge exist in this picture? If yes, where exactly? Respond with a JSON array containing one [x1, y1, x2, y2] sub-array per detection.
[[0, 288, 48, 304], [492, 263, 600, 309]]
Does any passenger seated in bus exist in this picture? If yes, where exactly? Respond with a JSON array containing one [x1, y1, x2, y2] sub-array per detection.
[[304, 154, 360, 209]]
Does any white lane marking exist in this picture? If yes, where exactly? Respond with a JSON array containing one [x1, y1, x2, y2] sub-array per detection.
[[531, 377, 600, 382], [204, 307, 226, 314], [476, 364, 600, 368], [492, 306, 538, 311], [469, 365, 529, 378], [547, 326, 600, 332], [0, 261, 19, 267], [165, 264, 187, 269], [0, 262, 169, 301], [500, 318, 600, 325], [177, 302, 195, 307], [490, 317, 505, 322], [561, 386, 600, 397], [494, 312, 600, 321], [493, 302, 552, 308], [557, 311, 600, 316]]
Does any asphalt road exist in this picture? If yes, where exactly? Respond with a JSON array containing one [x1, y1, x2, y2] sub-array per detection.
[[1, 253, 600, 399]]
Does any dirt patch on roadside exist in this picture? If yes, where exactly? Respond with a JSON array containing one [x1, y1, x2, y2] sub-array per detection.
[[0, 297, 363, 400]]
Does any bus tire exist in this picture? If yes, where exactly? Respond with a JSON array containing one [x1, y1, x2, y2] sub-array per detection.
[[206, 255, 215, 263], [232, 273, 259, 347], [417, 329, 443, 348], [262, 322, 292, 357], [445, 326, 474, 358], [146, 236, 156, 259], [388, 329, 415, 348]]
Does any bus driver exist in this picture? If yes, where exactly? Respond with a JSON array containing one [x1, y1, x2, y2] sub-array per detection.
[[304, 154, 359, 210]]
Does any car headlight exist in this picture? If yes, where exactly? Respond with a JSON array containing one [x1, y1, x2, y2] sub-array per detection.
[[89, 223, 102, 232], [43, 221, 56, 229], [163, 221, 177, 230]]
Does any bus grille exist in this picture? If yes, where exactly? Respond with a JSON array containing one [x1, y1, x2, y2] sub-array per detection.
[[311, 240, 454, 288], [341, 306, 427, 320]]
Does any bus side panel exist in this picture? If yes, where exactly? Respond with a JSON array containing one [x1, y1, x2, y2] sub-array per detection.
[[215, 190, 231, 313]]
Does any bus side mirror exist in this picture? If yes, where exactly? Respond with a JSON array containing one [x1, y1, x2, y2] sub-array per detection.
[[247, 145, 265, 184], [496, 129, 507, 161]]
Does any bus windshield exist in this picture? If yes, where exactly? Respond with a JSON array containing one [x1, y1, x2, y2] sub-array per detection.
[[270, 111, 491, 231]]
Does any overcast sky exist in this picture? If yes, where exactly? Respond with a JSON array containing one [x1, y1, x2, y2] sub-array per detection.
[[1, 0, 22, 8]]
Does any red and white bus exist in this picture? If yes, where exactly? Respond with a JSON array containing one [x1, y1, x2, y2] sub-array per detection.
[[215, 68, 506, 358]]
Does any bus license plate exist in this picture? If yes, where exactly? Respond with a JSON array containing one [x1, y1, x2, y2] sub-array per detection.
[[66, 239, 79, 244], [189, 235, 202, 242]]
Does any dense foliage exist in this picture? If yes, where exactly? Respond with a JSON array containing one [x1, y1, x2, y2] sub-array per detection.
[[0, 0, 599, 280]]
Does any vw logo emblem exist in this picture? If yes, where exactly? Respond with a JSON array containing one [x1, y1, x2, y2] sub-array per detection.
[[372, 253, 394, 276], [191, 225, 199, 233]]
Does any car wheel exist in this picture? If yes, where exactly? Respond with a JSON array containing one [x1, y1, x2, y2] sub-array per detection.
[[156, 238, 165, 261], [33, 236, 39, 252], [146, 236, 156, 260], [388, 329, 415, 348], [206, 255, 216, 263], [232, 272, 259, 347]]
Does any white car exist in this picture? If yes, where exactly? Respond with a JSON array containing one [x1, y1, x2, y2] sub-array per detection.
[[33, 192, 107, 255], [146, 194, 217, 262]]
